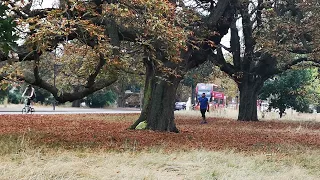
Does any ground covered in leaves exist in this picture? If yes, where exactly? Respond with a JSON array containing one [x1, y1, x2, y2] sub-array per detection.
[[0, 114, 319, 153]]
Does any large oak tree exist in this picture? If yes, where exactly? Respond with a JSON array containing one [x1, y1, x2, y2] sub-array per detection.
[[1, 0, 239, 132], [212, 0, 320, 121], [129, 0, 238, 132]]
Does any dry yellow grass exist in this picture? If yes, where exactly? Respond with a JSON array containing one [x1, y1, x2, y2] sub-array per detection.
[[0, 147, 319, 180], [176, 108, 320, 122], [0, 132, 319, 180]]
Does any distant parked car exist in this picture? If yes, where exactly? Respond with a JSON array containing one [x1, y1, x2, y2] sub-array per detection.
[[175, 102, 186, 110]]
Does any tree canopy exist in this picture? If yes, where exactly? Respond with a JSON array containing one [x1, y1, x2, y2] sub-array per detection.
[[0, 0, 191, 102], [259, 68, 320, 117]]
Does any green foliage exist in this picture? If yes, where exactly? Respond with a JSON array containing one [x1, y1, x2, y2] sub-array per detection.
[[0, 3, 17, 54], [182, 61, 214, 87], [259, 68, 320, 114], [32, 86, 55, 105], [0, 85, 18, 104], [0, 85, 21, 104], [8, 87, 22, 104], [85, 89, 117, 108], [0, 89, 7, 103]]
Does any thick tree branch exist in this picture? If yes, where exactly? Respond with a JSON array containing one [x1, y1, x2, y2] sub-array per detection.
[[23, 63, 118, 103], [207, 0, 232, 28], [218, 44, 232, 53], [25, 75, 117, 103], [230, 21, 241, 70], [86, 53, 105, 87], [0, 64, 118, 103], [13, 43, 118, 103], [0, 47, 39, 62], [256, 0, 263, 28], [185, 0, 238, 70], [240, 2, 255, 68], [185, 47, 209, 70], [209, 47, 236, 76], [275, 57, 319, 75]]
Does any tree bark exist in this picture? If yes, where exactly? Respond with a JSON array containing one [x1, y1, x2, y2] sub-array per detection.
[[146, 78, 180, 132], [191, 83, 195, 105], [129, 60, 154, 129], [238, 76, 264, 121], [72, 99, 81, 107], [130, 59, 181, 132], [117, 94, 131, 107]]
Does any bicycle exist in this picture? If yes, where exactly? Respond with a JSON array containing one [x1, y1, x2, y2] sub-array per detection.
[[21, 97, 35, 114]]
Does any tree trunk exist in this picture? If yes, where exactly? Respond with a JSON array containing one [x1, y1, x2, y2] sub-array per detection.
[[71, 86, 81, 107], [117, 93, 130, 107], [117, 95, 125, 107], [191, 83, 195, 105], [279, 108, 285, 118], [130, 60, 181, 132], [238, 78, 263, 121], [72, 99, 81, 107]]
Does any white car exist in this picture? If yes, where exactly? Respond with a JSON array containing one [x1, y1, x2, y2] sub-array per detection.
[[175, 102, 186, 110]]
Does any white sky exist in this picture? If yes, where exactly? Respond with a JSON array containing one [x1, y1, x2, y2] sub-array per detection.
[[31, 0, 59, 9]]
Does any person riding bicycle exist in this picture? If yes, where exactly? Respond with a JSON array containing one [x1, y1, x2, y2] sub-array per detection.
[[22, 85, 36, 106]]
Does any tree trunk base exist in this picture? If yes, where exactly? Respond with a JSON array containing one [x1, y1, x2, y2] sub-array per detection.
[[237, 80, 263, 121], [129, 57, 181, 133]]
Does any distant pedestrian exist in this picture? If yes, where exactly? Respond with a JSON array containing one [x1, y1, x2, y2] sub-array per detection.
[[197, 93, 209, 124]]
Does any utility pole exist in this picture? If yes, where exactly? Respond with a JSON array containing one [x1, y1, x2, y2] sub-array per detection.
[[53, 48, 57, 111]]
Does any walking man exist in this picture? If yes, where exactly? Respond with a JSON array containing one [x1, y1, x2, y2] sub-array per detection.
[[197, 93, 209, 124]]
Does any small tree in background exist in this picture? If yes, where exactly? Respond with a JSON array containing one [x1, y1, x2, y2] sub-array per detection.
[[8, 88, 21, 104], [259, 68, 320, 118], [85, 89, 117, 108]]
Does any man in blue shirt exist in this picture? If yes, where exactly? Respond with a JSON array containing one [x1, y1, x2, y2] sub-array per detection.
[[197, 93, 209, 124]]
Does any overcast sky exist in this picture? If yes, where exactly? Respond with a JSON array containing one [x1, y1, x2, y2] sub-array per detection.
[[32, 0, 59, 9]]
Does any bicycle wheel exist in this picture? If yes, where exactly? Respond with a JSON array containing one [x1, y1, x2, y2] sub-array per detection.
[[30, 108, 35, 114], [22, 107, 27, 114]]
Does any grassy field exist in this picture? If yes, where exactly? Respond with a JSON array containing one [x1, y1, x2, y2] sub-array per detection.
[[180, 108, 320, 122], [0, 112, 319, 180]]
